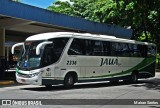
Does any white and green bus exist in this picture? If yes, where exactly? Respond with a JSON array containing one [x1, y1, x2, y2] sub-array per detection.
[[12, 32, 156, 88]]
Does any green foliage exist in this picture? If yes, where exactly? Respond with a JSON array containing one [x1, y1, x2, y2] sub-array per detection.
[[48, 1, 72, 15], [48, 0, 160, 53]]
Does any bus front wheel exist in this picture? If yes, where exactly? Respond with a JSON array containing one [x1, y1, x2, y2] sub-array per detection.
[[64, 74, 74, 88]]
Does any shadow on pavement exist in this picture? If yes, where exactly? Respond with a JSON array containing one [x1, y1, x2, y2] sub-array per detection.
[[21, 77, 160, 92], [149, 106, 160, 108], [132, 78, 160, 92], [21, 81, 139, 92]]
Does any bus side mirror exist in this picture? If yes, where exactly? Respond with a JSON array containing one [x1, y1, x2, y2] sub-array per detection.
[[36, 41, 53, 55], [11, 42, 24, 54]]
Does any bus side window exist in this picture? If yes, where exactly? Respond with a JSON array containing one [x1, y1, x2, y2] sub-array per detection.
[[92, 41, 103, 56], [137, 45, 147, 57], [51, 38, 69, 59], [103, 41, 110, 56], [68, 39, 85, 55], [119, 43, 130, 57], [128, 44, 133, 57], [111, 42, 118, 56], [129, 44, 140, 57], [85, 40, 93, 55], [148, 45, 156, 57]]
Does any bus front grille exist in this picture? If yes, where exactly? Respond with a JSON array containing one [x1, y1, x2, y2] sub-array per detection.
[[17, 73, 32, 78]]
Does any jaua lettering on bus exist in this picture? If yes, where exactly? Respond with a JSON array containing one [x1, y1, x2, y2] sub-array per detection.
[[100, 58, 121, 66]]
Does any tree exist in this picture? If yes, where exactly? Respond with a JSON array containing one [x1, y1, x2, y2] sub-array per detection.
[[48, 1, 72, 15], [48, 0, 160, 53]]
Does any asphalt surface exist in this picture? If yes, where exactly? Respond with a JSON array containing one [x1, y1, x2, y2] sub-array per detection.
[[0, 73, 160, 108]]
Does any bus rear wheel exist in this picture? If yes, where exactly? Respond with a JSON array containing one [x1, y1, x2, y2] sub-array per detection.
[[64, 74, 74, 88], [130, 72, 138, 83]]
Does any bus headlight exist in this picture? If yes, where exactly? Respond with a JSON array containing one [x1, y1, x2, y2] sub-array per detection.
[[30, 72, 40, 77]]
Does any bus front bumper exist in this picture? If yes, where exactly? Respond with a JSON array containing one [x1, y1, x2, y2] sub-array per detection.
[[16, 73, 42, 85]]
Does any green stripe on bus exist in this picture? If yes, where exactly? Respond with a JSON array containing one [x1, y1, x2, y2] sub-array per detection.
[[16, 57, 156, 80], [16, 68, 26, 74], [80, 57, 156, 79]]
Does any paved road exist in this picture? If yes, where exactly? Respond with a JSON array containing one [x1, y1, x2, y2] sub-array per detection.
[[0, 73, 160, 108]]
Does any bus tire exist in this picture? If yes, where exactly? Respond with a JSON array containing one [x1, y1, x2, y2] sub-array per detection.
[[64, 74, 75, 88], [130, 72, 138, 83]]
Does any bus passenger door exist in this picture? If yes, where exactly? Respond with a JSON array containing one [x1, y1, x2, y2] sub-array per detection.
[[41, 45, 55, 78]]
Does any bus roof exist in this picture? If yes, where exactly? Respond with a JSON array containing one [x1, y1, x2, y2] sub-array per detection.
[[26, 32, 156, 46]]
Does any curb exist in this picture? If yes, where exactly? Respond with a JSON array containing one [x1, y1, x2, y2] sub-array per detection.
[[0, 81, 15, 85]]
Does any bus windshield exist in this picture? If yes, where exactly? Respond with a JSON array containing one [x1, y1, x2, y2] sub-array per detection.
[[17, 41, 43, 70], [17, 38, 69, 70]]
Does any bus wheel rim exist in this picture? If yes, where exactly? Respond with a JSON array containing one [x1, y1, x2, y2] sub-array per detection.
[[68, 76, 74, 85], [132, 74, 137, 82]]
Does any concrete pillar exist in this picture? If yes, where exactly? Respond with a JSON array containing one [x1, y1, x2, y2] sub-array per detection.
[[0, 28, 5, 57], [6, 47, 9, 61]]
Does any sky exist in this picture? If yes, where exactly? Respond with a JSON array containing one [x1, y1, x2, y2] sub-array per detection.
[[21, 0, 56, 9], [21, 0, 71, 9]]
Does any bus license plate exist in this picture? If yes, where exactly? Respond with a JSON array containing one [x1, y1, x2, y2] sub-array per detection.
[[21, 79, 26, 82]]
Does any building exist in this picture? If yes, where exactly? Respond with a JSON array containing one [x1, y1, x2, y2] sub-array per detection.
[[0, 0, 132, 61]]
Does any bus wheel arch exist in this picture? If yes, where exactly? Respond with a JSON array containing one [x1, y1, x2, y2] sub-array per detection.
[[64, 71, 78, 88]]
